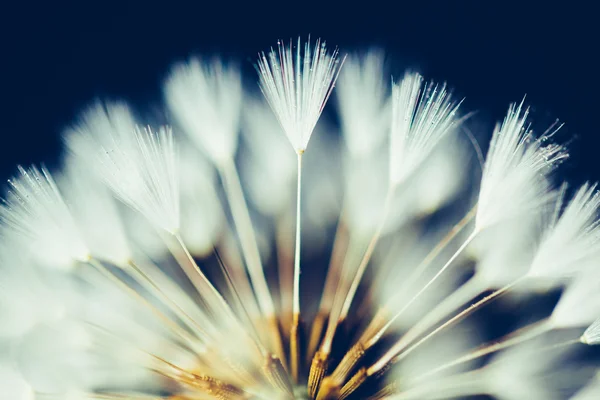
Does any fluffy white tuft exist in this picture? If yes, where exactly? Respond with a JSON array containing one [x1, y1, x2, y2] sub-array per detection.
[[551, 266, 600, 328], [64, 102, 139, 154], [178, 146, 223, 257], [257, 37, 344, 153], [59, 154, 132, 266], [336, 50, 389, 158], [240, 97, 297, 216], [0, 166, 89, 268], [76, 123, 180, 234], [484, 336, 581, 400], [476, 101, 567, 231], [164, 58, 242, 165], [389, 72, 461, 186], [529, 183, 600, 278]]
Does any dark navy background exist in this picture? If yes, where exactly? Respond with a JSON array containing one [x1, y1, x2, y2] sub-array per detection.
[[0, 0, 597, 183]]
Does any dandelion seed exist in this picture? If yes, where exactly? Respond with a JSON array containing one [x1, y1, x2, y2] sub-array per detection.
[[389, 72, 461, 186], [476, 101, 567, 231], [257, 37, 344, 153], [85, 125, 179, 235]]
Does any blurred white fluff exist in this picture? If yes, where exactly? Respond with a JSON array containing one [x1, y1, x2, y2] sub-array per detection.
[[59, 154, 132, 266], [165, 58, 242, 165], [405, 138, 468, 216], [570, 376, 600, 400], [389, 72, 460, 186], [343, 153, 389, 236], [257, 37, 343, 153], [390, 324, 479, 389], [178, 146, 223, 257], [85, 125, 179, 234], [66, 103, 180, 233], [0, 362, 33, 400], [0, 166, 89, 268], [64, 102, 139, 153], [336, 50, 389, 158], [529, 183, 600, 278], [240, 97, 296, 217], [582, 317, 600, 344], [473, 215, 542, 288], [484, 336, 582, 400], [551, 266, 600, 329], [16, 320, 156, 394], [476, 101, 567, 231], [0, 251, 67, 338], [387, 138, 469, 227], [374, 228, 465, 330]]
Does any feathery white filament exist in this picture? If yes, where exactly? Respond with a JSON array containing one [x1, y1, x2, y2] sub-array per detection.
[[60, 155, 132, 266], [571, 378, 600, 400], [241, 97, 297, 216], [389, 72, 461, 185], [336, 50, 389, 158], [257, 37, 344, 153], [476, 101, 567, 230], [93, 126, 180, 234], [550, 266, 600, 328], [529, 183, 600, 278], [64, 102, 139, 153], [165, 58, 242, 165], [0, 166, 89, 268]]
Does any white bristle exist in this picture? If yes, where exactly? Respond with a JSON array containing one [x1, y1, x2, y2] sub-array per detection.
[[529, 183, 600, 278], [476, 101, 567, 231], [0, 166, 89, 268], [91, 126, 180, 234], [389, 72, 460, 186]]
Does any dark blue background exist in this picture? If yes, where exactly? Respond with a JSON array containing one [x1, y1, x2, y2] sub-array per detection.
[[0, 0, 597, 183]]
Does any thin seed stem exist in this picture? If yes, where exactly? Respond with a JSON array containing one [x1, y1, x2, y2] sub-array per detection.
[[172, 233, 235, 319], [414, 318, 553, 382], [380, 229, 478, 334], [368, 276, 523, 376], [291, 151, 304, 383], [400, 204, 477, 299], [368, 275, 485, 349], [339, 189, 394, 321], [293, 151, 303, 315], [126, 259, 211, 342], [219, 158, 276, 318], [86, 258, 203, 352]]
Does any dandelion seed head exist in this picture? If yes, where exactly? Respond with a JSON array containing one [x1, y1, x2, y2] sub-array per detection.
[[1, 37, 599, 400]]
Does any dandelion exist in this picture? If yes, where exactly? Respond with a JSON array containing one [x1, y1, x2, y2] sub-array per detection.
[[1, 37, 599, 400]]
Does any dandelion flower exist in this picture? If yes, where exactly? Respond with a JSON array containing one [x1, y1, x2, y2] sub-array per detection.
[[2, 38, 599, 400]]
